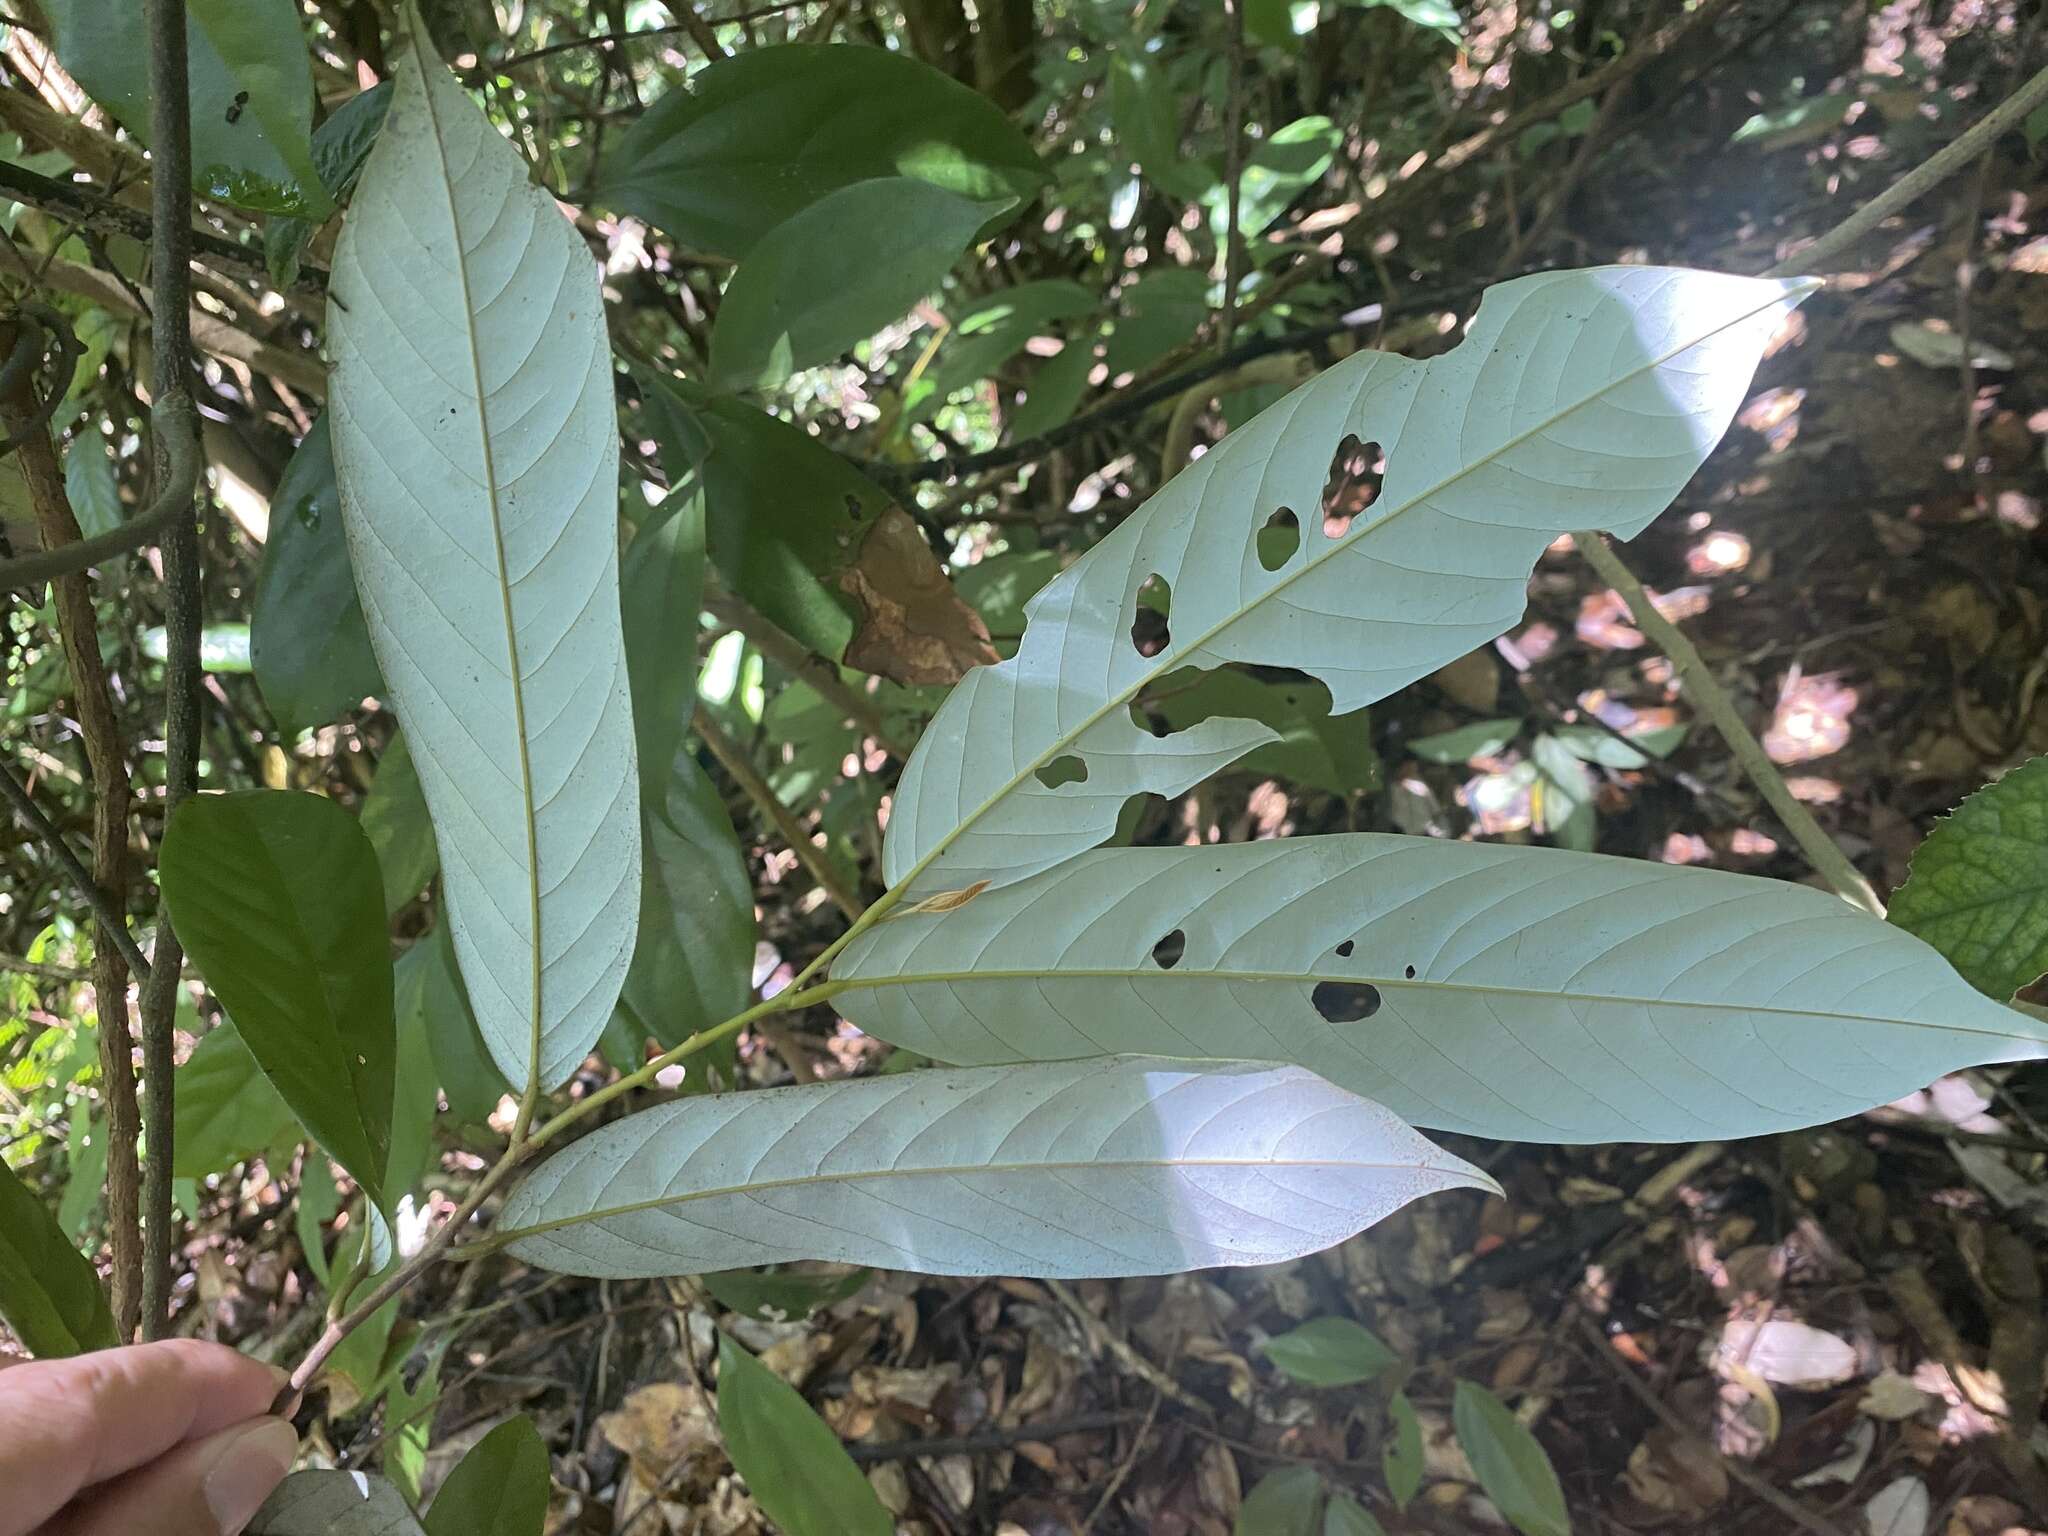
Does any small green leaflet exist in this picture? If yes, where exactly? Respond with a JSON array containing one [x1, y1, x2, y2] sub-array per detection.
[[1234, 1466, 1323, 1536], [1410, 717, 1522, 763], [717, 1333, 892, 1536], [1889, 757, 2048, 1002], [1384, 1391, 1424, 1509], [266, 82, 392, 288], [1453, 1381, 1571, 1536], [424, 1416, 550, 1536], [361, 733, 438, 917], [172, 1017, 302, 1179], [701, 1266, 871, 1322], [1323, 1494, 1389, 1536], [1260, 1317, 1398, 1387], [399, 920, 509, 1126], [161, 790, 394, 1206], [0, 1157, 118, 1357], [600, 43, 1046, 259], [710, 177, 997, 391]]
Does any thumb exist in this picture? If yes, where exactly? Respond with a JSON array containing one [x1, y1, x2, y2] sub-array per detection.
[[47, 1416, 297, 1536]]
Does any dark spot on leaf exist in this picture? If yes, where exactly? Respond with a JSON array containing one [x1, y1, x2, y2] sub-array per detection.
[[1312, 981, 1380, 1022], [1036, 754, 1089, 789], [845, 494, 864, 521], [1257, 508, 1300, 571], [1335, 940, 1355, 958], [1131, 573, 1172, 657], [1404, 964, 1417, 979], [1152, 929, 1185, 969]]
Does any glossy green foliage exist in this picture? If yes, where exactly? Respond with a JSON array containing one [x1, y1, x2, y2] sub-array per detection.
[[266, 82, 392, 287], [716, 1333, 892, 1536], [0, 1157, 117, 1357], [424, 1416, 550, 1536], [1454, 1381, 1572, 1536], [1260, 1317, 1398, 1387], [161, 790, 394, 1204]]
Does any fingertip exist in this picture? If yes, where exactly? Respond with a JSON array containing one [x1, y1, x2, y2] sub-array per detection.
[[201, 1417, 298, 1534]]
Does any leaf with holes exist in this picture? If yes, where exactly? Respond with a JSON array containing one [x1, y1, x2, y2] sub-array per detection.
[[833, 835, 2048, 1144], [327, 10, 640, 1092], [1889, 757, 2048, 1003], [883, 267, 1815, 898], [495, 1056, 1492, 1277]]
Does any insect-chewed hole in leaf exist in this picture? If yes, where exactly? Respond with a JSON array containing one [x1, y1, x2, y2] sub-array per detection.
[[1151, 928, 1186, 969], [1035, 754, 1090, 789], [1321, 436, 1386, 538], [1131, 573, 1173, 658], [1335, 939, 1355, 958], [1312, 980, 1381, 1022], [1256, 508, 1301, 571]]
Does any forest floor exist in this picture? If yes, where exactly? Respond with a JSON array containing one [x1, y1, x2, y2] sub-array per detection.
[[182, 6, 2048, 1535]]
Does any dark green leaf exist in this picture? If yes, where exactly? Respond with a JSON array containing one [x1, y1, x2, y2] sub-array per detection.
[[717, 1332, 891, 1536], [701, 1265, 870, 1322], [1260, 1316, 1398, 1387], [906, 281, 1098, 425], [1453, 1380, 1572, 1536], [622, 741, 754, 1060], [42, 0, 329, 214], [385, 949, 441, 1201], [362, 733, 438, 916], [710, 177, 995, 391], [58, 1108, 106, 1240], [1410, 717, 1523, 764], [172, 1017, 302, 1179], [162, 790, 395, 1205], [601, 43, 1045, 259], [1384, 1391, 1423, 1509], [1007, 339, 1095, 440], [1890, 757, 2048, 1001], [295, 1152, 340, 1286], [1108, 57, 1216, 201], [400, 920, 509, 1126], [252, 418, 385, 732], [0, 1156, 118, 1357], [1220, 116, 1341, 240], [621, 494, 709, 803], [1147, 670, 1378, 795], [1323, 1494, 1388, 1536], [1234, 1466, 1323, 1536], [424, 1415, 550, 1536], [249, 1470, 426, 1535], [1102, 269, 1212, 378], [266, 82, 392, 287]]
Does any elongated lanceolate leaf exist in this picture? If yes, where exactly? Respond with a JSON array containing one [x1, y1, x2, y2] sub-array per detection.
[[0, 1158, 118, 1357], [327, 16, 640, 1091], [497, 1057, 1491, 1278], [717, 1334, 892, 1536], [834, 836, 2047, 1144], [884, 267, 1814, 896], [249, 1471, 425, 1536]]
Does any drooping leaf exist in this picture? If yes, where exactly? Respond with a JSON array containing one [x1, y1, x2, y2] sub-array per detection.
[[398, 919, 510, 1125], [717, 1332, 892, 1536], [172, 1018, 302, 1179], [1108, 57, 1216, 202], [161, 790, 394, 1203], [600, 43, 1046, 259], [248, 1471, 426, 1536], [700, 1265, 871, 1322], [621, 495, 709, 804], [621, 740, 755, 1054], [0, 1157, 118, 1357], [267, 82, 393, 288], [1234, 1466, 1323, 1536], [424, 1415, 550, 1536], [251, 417, 386, 733], [42, 0, 329, 215], [327, 15, 641, 1091], [496, 1057, 1491, 1277], [709, 177, 995, 391], [882, 268, 1815, 898], [641, 376, 995, 682], [1260, 1317, 1398, 1387], [834, 835, 2047, 1144], [1384, 1391, 1424, 1509], [361, 733, 438, 917], [1453, 1381, 1571, 1536], [1888, 757, 2048, 1002]]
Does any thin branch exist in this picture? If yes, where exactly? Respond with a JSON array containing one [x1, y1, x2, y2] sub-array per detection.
[[694, 706, 866, 921], [0, 762, 151, 985], [1575, 535, 1883, 915], [483, 1, 809, 72], [137, 0, 202, 1343], [1218, 0, 1247, 351]]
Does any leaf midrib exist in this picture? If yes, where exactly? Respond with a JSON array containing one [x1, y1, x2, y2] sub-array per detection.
[[410, 36, 545, 1092], [825, 963, 2032, 1042], [500, 1152, 1473, 1242], [895, 278, 1816, 893]]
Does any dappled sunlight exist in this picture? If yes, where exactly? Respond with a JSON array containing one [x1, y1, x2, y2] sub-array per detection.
[[1765, 673, 1860, 764]]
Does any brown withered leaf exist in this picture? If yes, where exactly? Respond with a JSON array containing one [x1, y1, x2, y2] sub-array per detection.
[[840, 508, 1000, 686]]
